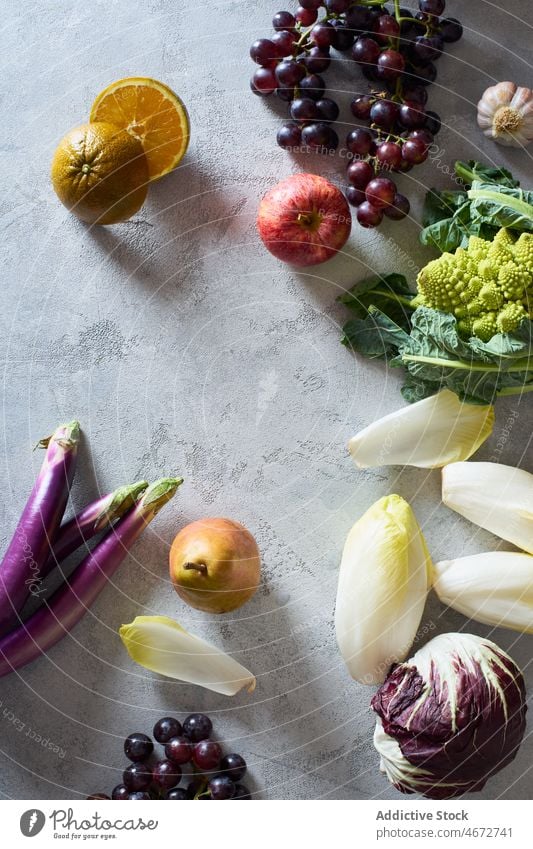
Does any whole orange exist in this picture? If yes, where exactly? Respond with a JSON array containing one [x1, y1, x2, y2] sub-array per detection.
[[50, 122, 149, 224]]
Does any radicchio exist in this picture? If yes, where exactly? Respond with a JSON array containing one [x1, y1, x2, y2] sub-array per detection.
[[371, 633, 527, 799]]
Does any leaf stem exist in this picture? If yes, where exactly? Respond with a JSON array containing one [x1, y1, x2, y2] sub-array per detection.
[[402, 353, 533, 373], [497, 383, 533, 397], [467, 187, 533, 224]]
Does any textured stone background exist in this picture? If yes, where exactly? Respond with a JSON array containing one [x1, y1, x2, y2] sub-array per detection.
[[1, 0, 532, 800]]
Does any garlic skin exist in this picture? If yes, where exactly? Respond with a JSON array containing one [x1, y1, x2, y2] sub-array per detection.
[[477, 81, 533, 147]]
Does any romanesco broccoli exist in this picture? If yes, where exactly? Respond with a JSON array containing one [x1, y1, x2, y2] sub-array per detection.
[[415, 229, 533, 341]]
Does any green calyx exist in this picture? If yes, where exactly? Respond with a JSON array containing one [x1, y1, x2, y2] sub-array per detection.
[[94, 480, 149, 531], [36, 419, 81, 451], [141, 477, 184, 515]]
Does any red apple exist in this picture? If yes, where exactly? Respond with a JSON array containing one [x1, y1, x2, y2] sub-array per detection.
[[257, 173, 351, 266]]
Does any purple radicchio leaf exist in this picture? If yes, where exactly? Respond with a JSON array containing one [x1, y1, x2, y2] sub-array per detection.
[[371, 633, 527, 799]]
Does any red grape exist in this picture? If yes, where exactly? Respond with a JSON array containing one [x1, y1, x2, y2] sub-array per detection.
[[193, 740, 222, 771], [304, 46, 331, 73], [153, 717, 182, 745], [311, 22, 337, 49], [111, 785, 129, 800], [273, 11, 296, 31], [166, 788, 188, 799], [350, 94, 374, 120], [183, 713, 213, 742], [365, 177, 396, 208], [346, 128, 374, 156], [352, 37, 381, 66], [440, 17, 463, 42], [296, 6, 318, 26], [377, 49, 405, 80], [398, 100, 426, 128], [412, 35, 443, 63], [345, 6, 374, 32], [290, 97, 320, 122], [376, 141, 402, 170], [347, 160, 374, 189], [331, 20, 355, 51], [301, 122, 339, 151], [357, 201, 383, 228], [425, 110, 441, 134], [124, 733, 153, 762], [300, 0, 322, 8], [209, 775, 236, 800], [250, 39, 279, 68], [219, 753, 247, 782], [276, 86, 295, 102], [123, 762, 152, 791], [325, 0, 350, 12], [402, 137, 428, 163], [374, 14, 400, 44], [252, 68, 277, 95], [409, 128, 434, 145], [165, 735, 194, 765], [272, 30, 297, 56], [316, 98, 339, 122], [275, 60, 306, 86], [152, 759, 182, 791], [402, 84, 428, 105], [384, 193, 410, 220], [299, 74, 326, 100], [370, 99, 399, 129], [419, 0, 445, 16], [346, 187, 366, 207]]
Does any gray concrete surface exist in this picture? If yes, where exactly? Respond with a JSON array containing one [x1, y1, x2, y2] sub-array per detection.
[[1, 0, 532, 800]]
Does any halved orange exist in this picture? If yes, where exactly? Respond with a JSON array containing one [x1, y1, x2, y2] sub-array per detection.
[[90, 77, 190, 181]]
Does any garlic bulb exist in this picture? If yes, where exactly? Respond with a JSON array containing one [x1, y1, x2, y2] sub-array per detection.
[[477, 81, 533, 147]]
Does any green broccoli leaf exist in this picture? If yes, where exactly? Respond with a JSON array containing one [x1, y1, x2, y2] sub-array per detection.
[[468, 182, 533, 232], [419, 160, 529, 253], [339, 273, 415, 328], [454, 160, 519, 188]]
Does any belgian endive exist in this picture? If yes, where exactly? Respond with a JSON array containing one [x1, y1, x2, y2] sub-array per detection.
[[433, 552, 533, 633], [120, 615, 256, 696], [335, 495, 431, 685], [442, 462, 533, 554], [348, 390, 494, 469]]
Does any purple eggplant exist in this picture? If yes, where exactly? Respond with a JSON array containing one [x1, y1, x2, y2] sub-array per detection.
[[0, 477, 183, 678], [43, 480, 149, 578], [0, 421, 80, 636]]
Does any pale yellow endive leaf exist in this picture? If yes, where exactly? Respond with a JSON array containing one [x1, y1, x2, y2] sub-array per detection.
[[433, 552, 533, 633], [335, 495, 431, 685], [442, 462, 533, 554], [119, 615, 256, 696], [349, 389, 494, 469]]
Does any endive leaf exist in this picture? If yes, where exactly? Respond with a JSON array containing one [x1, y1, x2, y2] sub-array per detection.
[[335, 495, 431, 685], [442, 462, 533, 554], [433, 552, 533, 633], [348, 389, 494, 469], [119, 615, 256, 696]]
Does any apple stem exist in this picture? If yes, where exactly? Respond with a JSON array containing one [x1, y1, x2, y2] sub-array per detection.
[[297, 212, 314, 227], [183, 561, 208, 574]]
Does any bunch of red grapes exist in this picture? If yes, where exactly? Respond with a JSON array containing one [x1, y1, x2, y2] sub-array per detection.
[[87, 713, 252, 800], [250, 0, 462, 228]]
